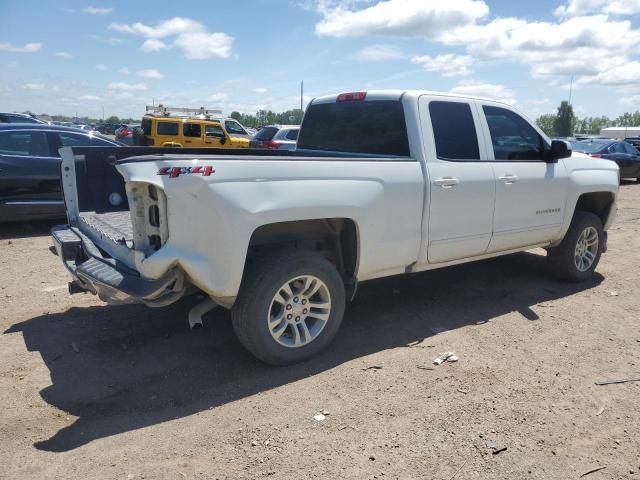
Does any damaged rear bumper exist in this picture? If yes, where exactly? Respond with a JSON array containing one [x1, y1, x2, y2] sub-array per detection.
[[51, 225, 185, 307]]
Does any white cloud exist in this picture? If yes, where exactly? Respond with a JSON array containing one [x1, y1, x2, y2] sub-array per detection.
[[96, 64, 107, 71], [207, 93, 229, 102], [620, 94, 640, 106], [525, 98, 551, 106], [0, 42, 42, 53], [315, 0, 489, 38], [83, 6, 113, 15], [80, 94, 104, 101], [440, 14, 640, 87], [55, 51, 72, 58], [119, 67, 130, 74], [253, 87, 268, 93], [411, 53, 473, 76], [140, 39, 167, 52], [22, 83, 45, 91], [311, 1, 640, 93], [109, 17, 234, 59], [173, 32, 233, 59], [92, 35, 124, 45], [576, 61, 640, 86], [355, 44, 405, 61], [554, 0, 640, 16], [136, 68, 164, 79], [109, 17, 201, 38], [107, 82, 147, 91], [450, 80, 517, 104]]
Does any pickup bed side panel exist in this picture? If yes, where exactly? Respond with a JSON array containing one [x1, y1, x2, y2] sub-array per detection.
[[116, 158, 424, 298]]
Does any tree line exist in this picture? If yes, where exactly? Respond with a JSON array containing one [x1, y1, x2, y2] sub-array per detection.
[[535, 102, 640, 137], [30, 110, 304, 128]]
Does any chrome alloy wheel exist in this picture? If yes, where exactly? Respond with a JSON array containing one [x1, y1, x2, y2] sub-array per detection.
[[574, 226, 599, 272], [267, 275, 332, 348]]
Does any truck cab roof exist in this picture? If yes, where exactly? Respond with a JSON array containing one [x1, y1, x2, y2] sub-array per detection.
[[311, 90, 513, 107]]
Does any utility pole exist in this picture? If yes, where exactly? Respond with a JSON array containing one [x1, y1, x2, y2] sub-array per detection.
[[102, 105, 104, 121], [568, 75, 574, 105], [300, 80, 304, 113]]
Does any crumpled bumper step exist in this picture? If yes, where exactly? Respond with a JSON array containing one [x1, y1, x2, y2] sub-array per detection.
[[51, 224, 184, 306]]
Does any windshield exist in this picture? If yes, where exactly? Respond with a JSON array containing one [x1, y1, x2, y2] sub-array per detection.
[[297, 100, 410, 156], [572, 141, 609, 153]]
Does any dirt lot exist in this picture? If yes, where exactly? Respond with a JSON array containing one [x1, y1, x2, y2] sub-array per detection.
[[1, 184, 639, 480]]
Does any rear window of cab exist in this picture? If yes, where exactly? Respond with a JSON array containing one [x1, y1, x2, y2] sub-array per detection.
[[297, 100, 410, 156]]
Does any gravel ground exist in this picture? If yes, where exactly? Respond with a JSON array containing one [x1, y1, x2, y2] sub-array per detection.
[[1, 183, 639, 480]]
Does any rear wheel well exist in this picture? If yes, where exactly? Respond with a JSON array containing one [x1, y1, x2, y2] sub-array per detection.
[[245, 219, 359, 286], [574, 192, 614, 225]]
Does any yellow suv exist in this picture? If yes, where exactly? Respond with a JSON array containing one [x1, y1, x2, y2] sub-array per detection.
[[140, 107, 250, 149]]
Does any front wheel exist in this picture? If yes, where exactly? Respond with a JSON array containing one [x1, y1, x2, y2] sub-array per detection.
[[232, 250, 346, 365], [547, 211, 604, 282]]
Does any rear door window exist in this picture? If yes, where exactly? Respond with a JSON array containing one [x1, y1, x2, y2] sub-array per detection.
[[157, 122, 179, 136], [297, 100, 410, 156], [483, 106, 546, 161], [184, 123, 202, 138], [0, 131, 50, 156], [429, 101, 480, 161]]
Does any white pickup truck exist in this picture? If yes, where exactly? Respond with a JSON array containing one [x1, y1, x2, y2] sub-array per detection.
[[52, 90, 619, 364]]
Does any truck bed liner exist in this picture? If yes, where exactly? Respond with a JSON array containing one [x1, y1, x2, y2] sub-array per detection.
[[78, 211, 133, 248]]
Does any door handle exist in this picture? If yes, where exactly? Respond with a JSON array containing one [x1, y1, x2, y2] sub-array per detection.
[[433, 177, 459, 188], [498, 174, 519, 184]]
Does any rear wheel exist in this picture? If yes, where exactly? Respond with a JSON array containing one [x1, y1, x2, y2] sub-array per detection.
[[547, 211, 604, 282], [231, 250, 345, 365]]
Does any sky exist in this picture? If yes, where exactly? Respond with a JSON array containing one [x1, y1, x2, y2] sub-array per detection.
[[1, 0, 640, 120]]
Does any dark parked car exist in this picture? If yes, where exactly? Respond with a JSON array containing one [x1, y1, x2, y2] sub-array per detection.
[[624, 137, 640, 149], [572, 139, 640, 181], [0, 124, 120, 222], [250, 125, 299, 150], [0, 112, 46, 124]]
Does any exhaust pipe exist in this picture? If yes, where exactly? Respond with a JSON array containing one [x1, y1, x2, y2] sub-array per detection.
[[188, 297, 216, 330]]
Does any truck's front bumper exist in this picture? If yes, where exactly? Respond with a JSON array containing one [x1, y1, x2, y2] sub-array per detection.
[[51, 225, 185, 306]]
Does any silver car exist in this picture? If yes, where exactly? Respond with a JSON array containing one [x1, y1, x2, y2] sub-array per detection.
[[250, 125, 299, 151]]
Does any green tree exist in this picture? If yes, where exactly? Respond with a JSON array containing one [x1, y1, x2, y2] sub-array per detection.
[[536, 114, 556, 136], [553, 101, 576, 137]]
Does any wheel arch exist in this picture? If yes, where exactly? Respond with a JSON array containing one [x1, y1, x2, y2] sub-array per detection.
[[574, 191, 616, 227], [244, 218, 360, 295]]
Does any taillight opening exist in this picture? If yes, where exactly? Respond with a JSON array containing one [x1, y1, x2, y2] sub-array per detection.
[[263, 140, 281, 149], [590, 153, 603, 158], [337, 91, 367, 102]]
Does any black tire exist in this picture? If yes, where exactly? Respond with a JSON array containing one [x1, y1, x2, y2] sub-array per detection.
[[231, 250, 346, 365], [547, 211, 604, 282]]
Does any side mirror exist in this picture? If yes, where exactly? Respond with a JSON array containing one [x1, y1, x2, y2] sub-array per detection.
[[547, 139, 571, 163], [219, 136, 226, 145]]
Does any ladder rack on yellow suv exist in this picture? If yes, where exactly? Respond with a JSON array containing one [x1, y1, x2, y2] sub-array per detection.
[[145, 104, 223, 118]]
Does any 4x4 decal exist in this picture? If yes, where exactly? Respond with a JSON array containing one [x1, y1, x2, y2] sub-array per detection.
[[157, 166, 215, 178]]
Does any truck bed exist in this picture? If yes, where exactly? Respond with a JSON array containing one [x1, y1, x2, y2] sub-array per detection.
[[79, 211, 134, 248]]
